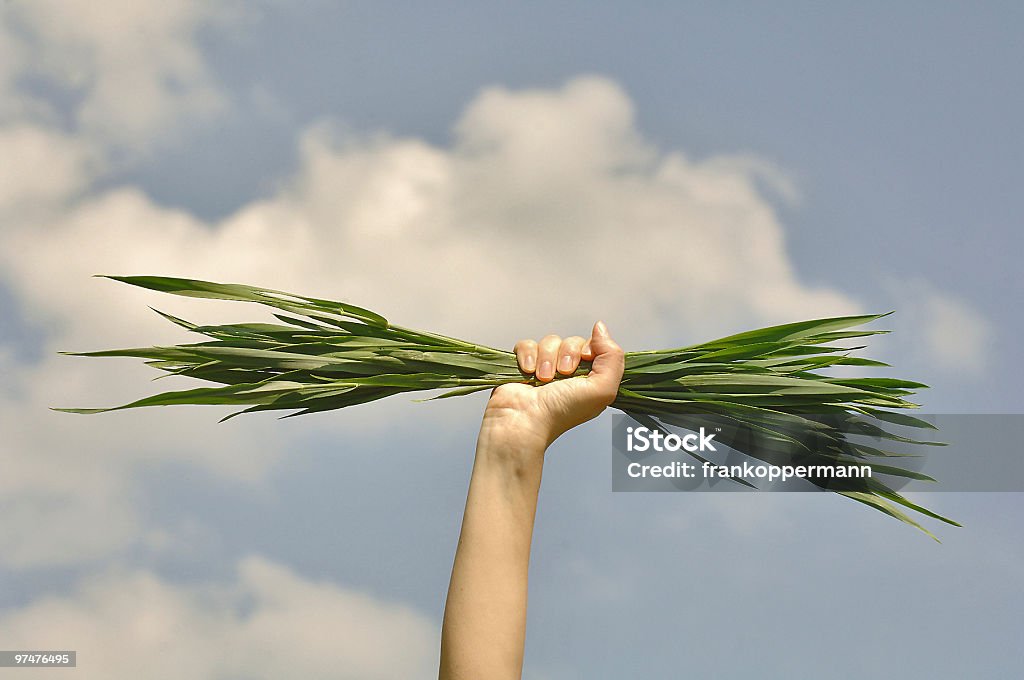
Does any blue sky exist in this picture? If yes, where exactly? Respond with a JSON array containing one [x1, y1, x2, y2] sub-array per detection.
[[0, 3, 1021, 678]]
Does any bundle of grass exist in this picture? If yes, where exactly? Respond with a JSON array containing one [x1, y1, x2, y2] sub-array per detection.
[[59, 276, 958, 538]]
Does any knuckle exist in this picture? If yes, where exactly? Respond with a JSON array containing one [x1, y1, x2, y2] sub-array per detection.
[[540, 334, 562, 349], [559, 338, 583, 355]]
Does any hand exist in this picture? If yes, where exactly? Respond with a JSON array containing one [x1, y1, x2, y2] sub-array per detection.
[[482, 321, 625, 448]]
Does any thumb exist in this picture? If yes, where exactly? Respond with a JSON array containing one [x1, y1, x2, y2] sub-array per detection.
[[586, 320, 625, 394]]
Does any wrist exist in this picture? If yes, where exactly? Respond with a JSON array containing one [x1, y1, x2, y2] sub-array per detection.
[[476, 410, 550, 473], [480, 400, 557, 445]]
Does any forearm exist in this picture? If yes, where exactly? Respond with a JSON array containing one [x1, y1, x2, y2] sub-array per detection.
[[439, 420, 547, 680], [439, 322, 623, 678]]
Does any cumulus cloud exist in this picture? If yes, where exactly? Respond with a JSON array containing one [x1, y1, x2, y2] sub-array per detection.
[[0, 0, 859, 573], [921, 296, 992, 376], [1, 0, 233, 148], [8, 77, 854, 346], [338, 77, 852, 344], [0, 124, 98, 213], [0, 556, 439, 679], [0, 74, 867, 566], [888, 279, 993, 377]]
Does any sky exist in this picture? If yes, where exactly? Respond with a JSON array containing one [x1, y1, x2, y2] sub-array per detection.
[[0, 2, 1021, 678]]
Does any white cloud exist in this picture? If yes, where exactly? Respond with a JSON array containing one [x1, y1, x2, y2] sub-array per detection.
[[887, 279, 993, 377], [1, 0, 233, 148], [921, 292, 991, 376], [246, 76, 857, 348], [0, 75, 866, 567], [920, 294, 992, 376], [0, 556, 439, 680], [1, 76, 859, 348], [0, 125, 98, 213]]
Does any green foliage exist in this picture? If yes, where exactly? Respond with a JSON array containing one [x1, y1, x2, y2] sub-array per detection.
[[59, 276, 958, 538]]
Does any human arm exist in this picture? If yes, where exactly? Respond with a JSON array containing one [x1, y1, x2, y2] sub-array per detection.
[[438, 321, 624, 680]]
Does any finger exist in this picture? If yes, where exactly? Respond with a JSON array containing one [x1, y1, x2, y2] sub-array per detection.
[[586, 321, 625, 398], [514, 339, 538, 374], [581, 340, 594, 360], [556, 336, 586, 375], [536, 334, 562, 382]]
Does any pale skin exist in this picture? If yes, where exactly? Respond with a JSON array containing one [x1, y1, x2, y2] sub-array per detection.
[[439, 321, 625, 680]]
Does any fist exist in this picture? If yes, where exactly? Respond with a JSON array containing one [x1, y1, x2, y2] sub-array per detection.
[[483, 321, 625, 447]]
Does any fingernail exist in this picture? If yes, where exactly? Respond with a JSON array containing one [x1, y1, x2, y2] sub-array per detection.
[[522, 354, 536, 372], [558, 355, 573, 373], [595, 320, 609, 336], [539, 360, 553, 380]]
